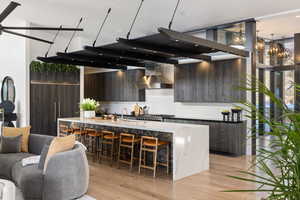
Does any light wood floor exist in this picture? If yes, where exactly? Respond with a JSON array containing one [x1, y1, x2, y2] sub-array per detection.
[[87, 154, 266, 200]]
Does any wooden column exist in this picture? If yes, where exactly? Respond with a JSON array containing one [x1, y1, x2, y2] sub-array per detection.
[[258, 68, 265, 135], [245, 21, 257, 155], [294, 33, 300, 112]]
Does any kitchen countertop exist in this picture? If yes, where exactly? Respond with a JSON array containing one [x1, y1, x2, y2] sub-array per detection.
[[58, 117, 209, 133], [109, 114, 246, 124]]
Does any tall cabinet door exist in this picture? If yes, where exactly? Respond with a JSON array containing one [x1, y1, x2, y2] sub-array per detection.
[[30, 84, 57, 136], [56, 85, 80, 118]]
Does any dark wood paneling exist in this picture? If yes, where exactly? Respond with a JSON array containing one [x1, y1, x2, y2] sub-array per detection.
[[174, 58, 246, 103], [30, 72, 80, 136], [84, 69, 145, 102], [164, 118, 247, 156]]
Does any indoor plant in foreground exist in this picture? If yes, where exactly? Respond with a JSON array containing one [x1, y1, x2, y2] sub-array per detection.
[[80, 98, 100, 118], [224, 79, 300, 199]]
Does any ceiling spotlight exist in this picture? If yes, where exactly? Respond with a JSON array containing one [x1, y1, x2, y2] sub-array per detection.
[[296, 15, 300, 18]]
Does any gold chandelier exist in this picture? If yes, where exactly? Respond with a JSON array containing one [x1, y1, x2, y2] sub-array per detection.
[[267, 34, 290, 59]]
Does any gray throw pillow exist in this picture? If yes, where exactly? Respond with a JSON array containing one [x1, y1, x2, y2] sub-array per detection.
[[0, 135, 22, 153], [38, 144, 50, 170]]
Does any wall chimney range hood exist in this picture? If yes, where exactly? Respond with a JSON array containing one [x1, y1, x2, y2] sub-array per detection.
[[144, 75, 173, 89], [144, 67, 173, 89]]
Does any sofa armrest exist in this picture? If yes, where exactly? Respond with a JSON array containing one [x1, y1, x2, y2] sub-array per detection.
[[43, 145, 89, 200]]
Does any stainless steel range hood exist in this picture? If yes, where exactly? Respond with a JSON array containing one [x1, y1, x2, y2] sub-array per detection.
[[144, 75, 173, 89], [144, 67, 173, 89]]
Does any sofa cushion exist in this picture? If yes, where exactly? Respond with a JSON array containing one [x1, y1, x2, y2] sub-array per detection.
[[12, 162, 44, 200], [28, 134, 53, 155], [3, 126, 31, 153], [0, 153, 34, 179], [0, 135, 22, 153], [44, 135, 75, 173]]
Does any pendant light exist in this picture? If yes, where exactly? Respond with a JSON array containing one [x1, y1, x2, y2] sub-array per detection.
[[268, 34, 279, 56], [256, 30, 265, 51], [233, 24, 245, 45]]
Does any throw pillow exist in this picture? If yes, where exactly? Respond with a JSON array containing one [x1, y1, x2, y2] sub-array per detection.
[[22, 155, 41, 167], [38, 144, 49, 170], [0, 135, 22, 153], [2, 126, 31, 152], [44, 135, 75, 173]]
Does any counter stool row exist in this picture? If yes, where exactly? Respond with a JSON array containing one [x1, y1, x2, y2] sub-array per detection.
[[59, 124, 170, 178]]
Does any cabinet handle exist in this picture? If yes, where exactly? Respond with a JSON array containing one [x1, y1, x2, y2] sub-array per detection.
[[54, 102, 56, 122], [58, 102, 61, 117]]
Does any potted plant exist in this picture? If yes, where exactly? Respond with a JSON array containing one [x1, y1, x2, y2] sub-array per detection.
[[224, 78, 300, 199], [80, 98, 100, 118]]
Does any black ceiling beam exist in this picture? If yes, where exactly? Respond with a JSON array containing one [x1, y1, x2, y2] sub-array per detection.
[[158, 27, 249, 57], [37, 56, 127, 70], [117, 37, 212, 61], [56, 52, 145, 67], [84, 45, 179, 65]]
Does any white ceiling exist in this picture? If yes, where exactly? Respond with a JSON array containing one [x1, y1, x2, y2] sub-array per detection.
[[257, 9, 300, 39], [1, 0, 300, 44]]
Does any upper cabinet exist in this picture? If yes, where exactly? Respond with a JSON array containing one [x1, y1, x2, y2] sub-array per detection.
[[84, 69, 145, 102], [174, 58, 247, 103]]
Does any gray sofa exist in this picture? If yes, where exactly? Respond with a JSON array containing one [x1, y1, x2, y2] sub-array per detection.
[[0, 134, 89, 200]]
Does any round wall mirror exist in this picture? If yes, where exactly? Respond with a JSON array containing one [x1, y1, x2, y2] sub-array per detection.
[[1, 76, 15, 103]]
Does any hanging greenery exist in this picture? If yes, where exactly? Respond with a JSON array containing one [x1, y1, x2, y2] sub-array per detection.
[[30, 61, 80, 73]]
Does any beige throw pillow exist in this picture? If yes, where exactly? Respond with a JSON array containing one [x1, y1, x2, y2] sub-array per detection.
[[44, 135, 75, 173], [2, 126, 31, 152]]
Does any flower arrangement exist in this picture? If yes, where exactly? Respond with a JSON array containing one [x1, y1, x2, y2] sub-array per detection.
[[80, 98, 99, 111]]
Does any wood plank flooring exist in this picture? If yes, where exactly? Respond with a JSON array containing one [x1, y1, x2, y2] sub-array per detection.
[[87, 154, 266, 200]]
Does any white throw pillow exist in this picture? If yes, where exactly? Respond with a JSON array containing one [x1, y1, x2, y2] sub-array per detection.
[[22, 156, 40, 167]]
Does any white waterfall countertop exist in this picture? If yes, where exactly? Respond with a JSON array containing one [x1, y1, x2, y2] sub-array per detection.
[[58, 117, 209, 181]]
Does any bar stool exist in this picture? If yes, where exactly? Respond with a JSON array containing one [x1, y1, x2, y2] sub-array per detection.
[[72, 126, 85, 143], [59, 124, 72, 137], [138, 136, 170, 178], [100, 130, 119, 165], [85, 128, 101, 161], [117, 133, 140, 171]]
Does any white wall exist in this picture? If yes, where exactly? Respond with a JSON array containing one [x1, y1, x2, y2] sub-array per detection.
[[0, 19, 29, 126], [28, 24, 83, 62], [101, 89, 239, 120]]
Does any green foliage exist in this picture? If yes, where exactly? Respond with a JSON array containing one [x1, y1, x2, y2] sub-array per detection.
[[79, 98, 100, 111], [225, 78, 300, 199], [30, 61, 80, 73]]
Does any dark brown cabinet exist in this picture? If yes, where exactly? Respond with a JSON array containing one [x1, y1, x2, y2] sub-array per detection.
[[30, 72, 80, 136], [84, 69, 145, 102], [164, 118, 247, 156], [174, 58, 247, 103]]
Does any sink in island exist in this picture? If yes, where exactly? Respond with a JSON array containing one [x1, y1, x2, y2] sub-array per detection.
[[58, 117, 209, 181]]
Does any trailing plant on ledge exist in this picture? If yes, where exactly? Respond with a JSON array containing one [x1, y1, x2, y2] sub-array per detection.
[[225, 78, 300, 199], [30, 61, 80, 73]]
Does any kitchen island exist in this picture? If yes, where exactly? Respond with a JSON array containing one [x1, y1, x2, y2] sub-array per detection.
[[58, 117, 209, 181]]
